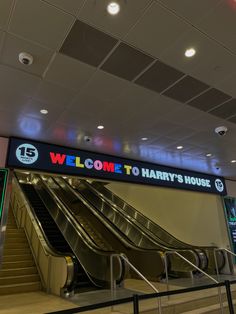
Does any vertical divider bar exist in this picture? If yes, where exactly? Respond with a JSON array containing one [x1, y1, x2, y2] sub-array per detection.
[[133, 294, 139, 314], [164, 253, 170, 300], [225, 280, 234, 314]]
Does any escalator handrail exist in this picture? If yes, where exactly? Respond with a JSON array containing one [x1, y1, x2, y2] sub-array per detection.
[[12, 175, 75, 288], [13, 175, 72, 258], [39, 175, 116, 254], [35, 174, 125, 283], [82, 180, 177, 249], [62, 177, 179, 253], [55, 177, 143, 251], [87, 181, 217, 250]]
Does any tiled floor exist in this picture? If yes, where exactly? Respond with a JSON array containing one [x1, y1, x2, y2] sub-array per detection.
[[0, 277, 235, 314], [0, 292, 77, 314]]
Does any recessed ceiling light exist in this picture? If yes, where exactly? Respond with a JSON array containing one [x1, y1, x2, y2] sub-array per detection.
[[177, 145, 183, 150], [206, 153, 212, 157], [141, 137, 148, 141], [185, 48, 196, 58], [40, 109, 48, 114], [231, 160, 236, 163], [107, 1, 120, 15], [97, 125, 104, 130]]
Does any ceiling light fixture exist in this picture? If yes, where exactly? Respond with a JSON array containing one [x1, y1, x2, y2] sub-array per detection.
[[231, 160, 236, 163], [97, 125, 104, 129], [107, 1, 120, 15], [40, 109, 48, 114], [177, 145, 183, 150], [185, 48, 196, 58], [206, 153, 212, 157], [141, 137, 148, 141]]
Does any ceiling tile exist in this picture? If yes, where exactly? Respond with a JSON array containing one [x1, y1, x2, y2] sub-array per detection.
[[34, 80, 76, 107], [188, 88, 231, 111], [228, 116, 236, 124], [0, 0, 14, 30], [163, 103, 203, 127], [42, 0, 84, 15], [78, 0, 152, 38], [68, 92, 110, 116], [135, 60, 185, 93], [9, 0, 75, 49], [0, 64, 40, 96], [198, 1, 236, 53], [0, 90, 29, 114], [57, 107, 100, 128], [158, 0, 223, 24], [45, 53, 95, 91], [78, 70, 129, 101], [209, 99, 236, 119], [215, 72, 236, 98], [164, 126, 197, 141], [0, 110, 50, 139], [160, 27, 236, 87], [125, 2, 190, 58], [101, 43, 154, 81], [0, 33, 54, 76], [23, 98, 66, 121], [163, 76, 209, 103], [60, 19, 118, 67], [185, 112, 227, 132]]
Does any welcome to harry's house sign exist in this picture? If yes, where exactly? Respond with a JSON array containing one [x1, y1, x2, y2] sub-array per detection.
[[6, 137, 227, 196]]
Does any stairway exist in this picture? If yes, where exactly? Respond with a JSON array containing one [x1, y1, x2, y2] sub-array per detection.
[[0, 208, 41, 295]]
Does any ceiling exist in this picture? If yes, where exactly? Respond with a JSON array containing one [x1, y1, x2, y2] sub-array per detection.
[[1, 0, 236, 179]]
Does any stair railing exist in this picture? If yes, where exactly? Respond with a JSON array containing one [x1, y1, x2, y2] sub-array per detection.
[[10, 177, 74, 295], [214, 248, 236, 279], [164, 251, 223, 313], [110, 253, 162, 313]]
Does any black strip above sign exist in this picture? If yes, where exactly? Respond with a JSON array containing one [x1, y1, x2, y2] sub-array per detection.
[[7, 137, 227, 196]]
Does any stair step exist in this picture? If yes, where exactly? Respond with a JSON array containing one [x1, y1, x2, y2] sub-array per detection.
[[0, 281, 41, 295], [4, 237, 27, 244], [3, 248, 31, 255], [3, 242, 29, 249], [6, 229, 24, 234], [0, 267, 38, 277], [2, 254, 33, 262], [5, 233, 26, 239], [0, 274, 40, 285], [2, 260, 35, 269]]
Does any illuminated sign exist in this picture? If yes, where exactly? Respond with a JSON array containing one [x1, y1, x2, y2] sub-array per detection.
[[7, 137, 227, 195], [0, 169, 8, 222], [224, 198, 236, 254]]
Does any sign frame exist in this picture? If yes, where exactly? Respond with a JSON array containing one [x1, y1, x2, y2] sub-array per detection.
[[6, 137, 227, 196], [0, 168, 9, 222]]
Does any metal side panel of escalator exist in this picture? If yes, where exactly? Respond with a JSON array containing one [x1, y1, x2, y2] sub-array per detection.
[[84, 180, 228, 275], [24, 173, 126, 287], [17, 181, 94, 291], [41, 174, 167, 281], [46, 175, 203, 277]]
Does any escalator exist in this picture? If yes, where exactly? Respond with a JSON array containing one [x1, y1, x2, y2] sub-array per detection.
[[80, 180, 226, 274], [20, 183, 91, 290], [41, 175, 168, 281], [43, 175, 203, 278], [15, 173, 125, 290]]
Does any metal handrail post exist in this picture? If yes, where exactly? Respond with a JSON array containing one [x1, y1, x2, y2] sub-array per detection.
[[166, 251, 219, 283], [133, 294, 139, 314], [119, 254, 162, 314], [110, 254, 116, 301], [213, 249, 220, 281], [225, 280, 234, 314], [164, 253, 170, 300], [165, 251, 224, 314]]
